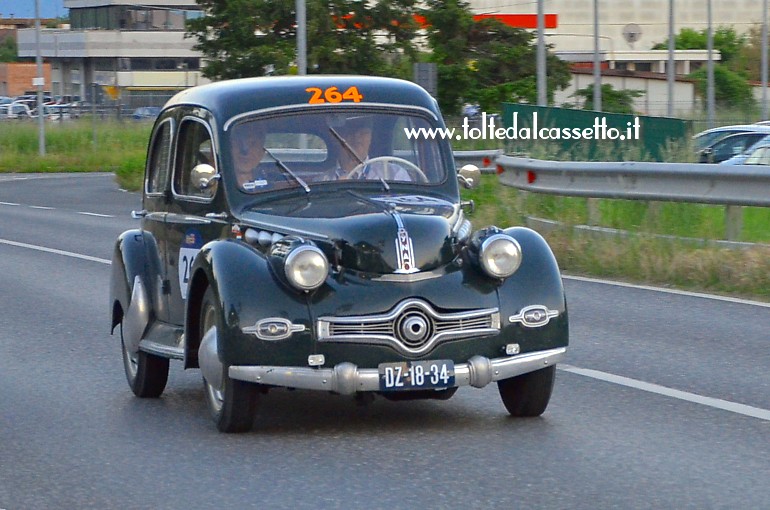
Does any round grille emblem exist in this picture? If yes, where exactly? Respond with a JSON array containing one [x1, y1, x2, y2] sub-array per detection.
[[395, 308, 434, 348]]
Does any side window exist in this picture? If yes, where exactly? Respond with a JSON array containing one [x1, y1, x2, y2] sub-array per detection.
[[173, 118, 217, 199], [146, 120, 172, 194]]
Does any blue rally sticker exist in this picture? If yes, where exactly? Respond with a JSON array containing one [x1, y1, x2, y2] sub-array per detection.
[[178, 229, 204, 299]]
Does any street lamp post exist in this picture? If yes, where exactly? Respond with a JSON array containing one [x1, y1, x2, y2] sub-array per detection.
[[536, 0, 546, 106], [667, 0, 675, 117], [592, 0, 602, 111], [35, 0, 45, 156], [296, 0, 307, 75], [706, 0, 715, 128]]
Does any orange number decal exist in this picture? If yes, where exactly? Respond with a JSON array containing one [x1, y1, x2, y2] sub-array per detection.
[[342, 86, 363, 102], [306, 87, 324, 104], [307, 86, 365, 104], [324, 86, 342, 103]]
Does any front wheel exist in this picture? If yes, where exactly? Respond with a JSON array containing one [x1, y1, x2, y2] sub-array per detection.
[[200, 287, 259, 433], [120, 324, 169, 398], [497, 365, 556, 417]]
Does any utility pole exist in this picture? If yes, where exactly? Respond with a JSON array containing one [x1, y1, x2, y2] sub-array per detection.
[[667, 0, 675, 117], [35, 0, 46, 156], [592, 0, 602, 111], [536, 0, 546, 106], [296, 0, 307, 75], [762, 0, 768, 120], [707, 0, 715, 128]]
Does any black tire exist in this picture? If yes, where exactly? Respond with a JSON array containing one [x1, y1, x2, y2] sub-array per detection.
[[120, 324, 169, 398], [497, 365, 556, 417], [200, 287, 258, 433]]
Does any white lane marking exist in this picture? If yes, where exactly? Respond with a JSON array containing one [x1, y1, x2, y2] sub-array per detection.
[[77, 211, 115, 218], [563, 274, 770, 308], [560, 364, 770, 422], [29, 206, 55, 210], [0, 201, 20, 206], [0, 238, 111, 265]]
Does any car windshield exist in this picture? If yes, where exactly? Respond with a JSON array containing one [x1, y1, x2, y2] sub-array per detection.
[[225, 110, 449, 194]]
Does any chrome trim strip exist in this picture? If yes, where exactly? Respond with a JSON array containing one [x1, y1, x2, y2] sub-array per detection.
[[371, 271, 444, 283], [224, 104, 439, 131], [317, 299, 500, 356], [138, 339, 185, 360], [229, 347, 567, 395]]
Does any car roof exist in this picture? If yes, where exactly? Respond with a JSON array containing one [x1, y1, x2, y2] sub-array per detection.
[[694, 124, 770, 138], [162, 75, 441, 127]]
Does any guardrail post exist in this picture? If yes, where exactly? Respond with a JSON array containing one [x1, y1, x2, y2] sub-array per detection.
[[587, 198, 601, 226], [725, 206, 744, 242]]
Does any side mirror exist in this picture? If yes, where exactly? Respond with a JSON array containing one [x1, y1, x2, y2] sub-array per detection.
[[457, 164, 481, 189], [190, 164, 219, 193]]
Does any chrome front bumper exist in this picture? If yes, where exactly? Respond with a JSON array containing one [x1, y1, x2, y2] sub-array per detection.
[[228, 347, 566, 395]]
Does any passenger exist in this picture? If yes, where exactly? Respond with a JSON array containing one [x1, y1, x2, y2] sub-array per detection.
[[231, 122, 267, 190]]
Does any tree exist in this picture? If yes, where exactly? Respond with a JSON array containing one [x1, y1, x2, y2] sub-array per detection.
[[186, 0, 419, 80], [570, 84, 643, 114], [652, 26, 746, 65], [421, 0, 570, 115], [735, 25, 769, 82], [0, 36, 17, 63], [689, 64, 755, 109]]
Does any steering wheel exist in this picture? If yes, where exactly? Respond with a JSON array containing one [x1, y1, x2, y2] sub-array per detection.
[[345, 156, 428, 183]]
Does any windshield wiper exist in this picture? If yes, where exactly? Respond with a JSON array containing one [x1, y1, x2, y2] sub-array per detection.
[[329, 127, 389, 191], [329, 127, 365, 166], [263, 147, 310, 193]]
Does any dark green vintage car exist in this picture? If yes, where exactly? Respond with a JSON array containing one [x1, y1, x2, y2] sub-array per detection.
[[110, 75, 568, 432]]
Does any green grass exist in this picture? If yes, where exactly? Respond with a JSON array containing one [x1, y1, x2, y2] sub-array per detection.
[[461, 175, 770, 299], [0, 120, 151, 174]]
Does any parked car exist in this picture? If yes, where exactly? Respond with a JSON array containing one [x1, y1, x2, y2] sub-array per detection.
[[110, 76, 569, 432], [698, 131, 770, 163], [693, 124, 770, 152], [132, 106, 161, 120], [0, 102, 34, 120], [722, 140, 770, 166]]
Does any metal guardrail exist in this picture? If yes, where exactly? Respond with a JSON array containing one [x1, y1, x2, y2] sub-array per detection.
[[496, 156, 770, 208], [453, 150, 503, 174]]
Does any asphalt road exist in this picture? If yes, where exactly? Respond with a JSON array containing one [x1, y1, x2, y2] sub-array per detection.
[[1, 173, 768, 509]]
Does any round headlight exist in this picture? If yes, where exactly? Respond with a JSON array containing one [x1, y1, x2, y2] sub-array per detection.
[[480, 234, 522, 278], [284, 245, 329, 291]]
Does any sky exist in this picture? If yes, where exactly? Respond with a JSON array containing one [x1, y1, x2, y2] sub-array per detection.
[[1, 0, 66, 19]]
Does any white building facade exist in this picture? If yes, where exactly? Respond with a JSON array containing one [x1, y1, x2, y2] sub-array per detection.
[[16, 0, 208, 106]]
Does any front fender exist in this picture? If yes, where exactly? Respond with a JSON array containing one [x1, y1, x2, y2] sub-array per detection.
[[109, 229, 163, 333], [497, 226, 569, 352], [184, 239, 314, 369]]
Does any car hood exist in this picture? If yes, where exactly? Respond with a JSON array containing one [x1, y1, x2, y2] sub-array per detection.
[[238, 192, 462, 274]]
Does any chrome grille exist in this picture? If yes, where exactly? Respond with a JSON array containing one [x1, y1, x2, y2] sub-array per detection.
[[317, 299, 500, 356]]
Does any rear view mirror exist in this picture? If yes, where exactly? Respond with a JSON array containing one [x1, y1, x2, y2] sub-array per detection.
[[191, 163, 219, 195], [457, 164, 481, 189]]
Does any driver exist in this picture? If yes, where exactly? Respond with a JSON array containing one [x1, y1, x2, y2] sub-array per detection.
[[330, 116, 411, 181]]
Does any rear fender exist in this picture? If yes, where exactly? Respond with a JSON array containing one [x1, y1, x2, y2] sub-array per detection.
[[109, 229, 164, 339]]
